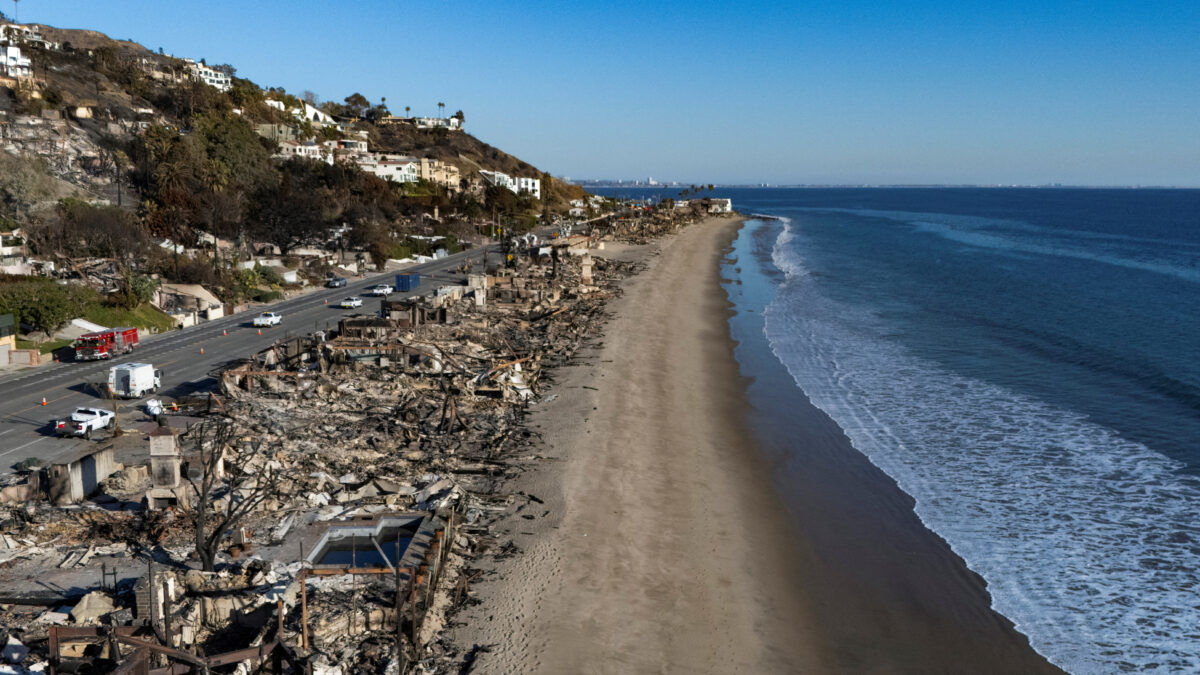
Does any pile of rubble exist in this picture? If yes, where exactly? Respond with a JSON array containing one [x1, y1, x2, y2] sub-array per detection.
[[602, 204, 713, 244], [0, 238, 644, 673]]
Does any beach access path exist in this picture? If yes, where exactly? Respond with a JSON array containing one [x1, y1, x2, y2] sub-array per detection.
[[449, 215, 824, 673]]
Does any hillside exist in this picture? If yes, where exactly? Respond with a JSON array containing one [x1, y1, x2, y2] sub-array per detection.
[[1, 20, 582, 215], [373, 124, 586, 208], [0, 17, 598, 323]]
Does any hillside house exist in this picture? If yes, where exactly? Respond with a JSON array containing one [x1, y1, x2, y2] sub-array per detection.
[[378, 115, 462, 131], [281, 267, 303, 284], [273, 139, 325, 161], [0, 24, 58, 50], [266, 99, 336, 127], [416, 157, 461, 189], [0, 45, 31, 79], [154, 283, 224, 321], [139, 56, 184, 84], [256, 123, 300, 144], [0, 228, 28, 274], [480, 170, 541, 200], [706, 198, 733, 214], [514, 176, 541, 199], [182, 59, 231, 92], [194, 230, 233, 255], [323, 138, 370, 165], [362, 158, 418, 183]]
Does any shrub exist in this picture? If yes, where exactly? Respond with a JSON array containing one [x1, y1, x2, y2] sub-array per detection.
[[255, 264, 284, 287], [15, 457, 44, 471]]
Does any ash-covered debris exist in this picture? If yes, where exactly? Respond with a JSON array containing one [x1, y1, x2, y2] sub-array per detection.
[[0, 229, 656, 673]]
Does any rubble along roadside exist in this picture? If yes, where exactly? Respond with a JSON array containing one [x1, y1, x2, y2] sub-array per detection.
[[0, 205, 716, 673]]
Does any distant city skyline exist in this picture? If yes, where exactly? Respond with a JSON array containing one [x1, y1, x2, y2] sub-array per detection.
[[14, 0, 1200, 186]]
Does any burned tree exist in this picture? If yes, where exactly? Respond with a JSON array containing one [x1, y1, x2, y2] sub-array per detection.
[[88, 380, 123, 438], [183, 418, 284, 571]]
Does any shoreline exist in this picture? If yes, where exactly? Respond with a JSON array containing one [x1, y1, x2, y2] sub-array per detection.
[[446, 213, 1060, 673], [447, 215, 822, 672], [725, 217, 1063, 673]]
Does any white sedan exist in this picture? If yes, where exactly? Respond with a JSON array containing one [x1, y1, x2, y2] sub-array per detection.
[[339, 296, 364, 309], [252, 311, 282, 327], [367, 284, 394, 297]]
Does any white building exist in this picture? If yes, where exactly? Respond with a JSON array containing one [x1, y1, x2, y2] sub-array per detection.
[[273, 139, 324, 161], [479, 170, 514, 192], [480, 170, 541, 200], [380, 115, 462, 131], [0, 45, 31, 79], [266, 99, 336, 127], [323, 138, 369, 154], [299, 102, 334, 125], [0, 227, 29, 275], [514, 176, 541, 200], [361, 158, 418, 183], [184, 59, 231, 92], [322, 138, 369, 165], [0, 24, 58, 50], [707, 198, 733, 213]]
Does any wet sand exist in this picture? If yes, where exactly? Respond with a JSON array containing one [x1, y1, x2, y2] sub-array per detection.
[[727, 218, 1064, 674], [450, 215, 1062, 674]]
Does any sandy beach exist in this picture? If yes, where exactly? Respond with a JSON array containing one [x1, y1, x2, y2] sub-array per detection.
[[450, 214, 1061, 674], [451, 215, 820, 673]]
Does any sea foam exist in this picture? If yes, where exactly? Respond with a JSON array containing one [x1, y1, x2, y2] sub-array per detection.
[[763, 217, 1200, 674]]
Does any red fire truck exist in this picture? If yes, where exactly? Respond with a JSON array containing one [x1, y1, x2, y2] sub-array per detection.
[[73, 327, 139, 361]]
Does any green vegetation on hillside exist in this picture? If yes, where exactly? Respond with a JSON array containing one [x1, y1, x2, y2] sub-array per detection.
[[0, 19, 597, 329], [0, 276, 96, 335], [83, 303, 176, 333], [16, 338, 72, 353], [0, 275, 174, 338]]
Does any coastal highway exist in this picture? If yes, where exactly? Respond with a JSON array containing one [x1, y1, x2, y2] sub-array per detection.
[[0, 246, 493, 473]]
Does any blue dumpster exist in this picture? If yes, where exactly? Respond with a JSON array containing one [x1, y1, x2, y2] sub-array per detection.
[[395, 273, 421, 292]]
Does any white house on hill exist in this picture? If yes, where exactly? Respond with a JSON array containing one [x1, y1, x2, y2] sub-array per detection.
[[265, 100, 336, 127], [274, 139, 325, 162], [184, 59, 232, 92], [0, 45, 31, 79], [480, 170, 541, 200], [362, 158, 418, 183]]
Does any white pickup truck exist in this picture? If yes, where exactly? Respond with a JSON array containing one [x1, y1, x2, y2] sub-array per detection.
[[252, 311, 282, 327], [54, 407, 115, 439], [367, 284, 393, 297]]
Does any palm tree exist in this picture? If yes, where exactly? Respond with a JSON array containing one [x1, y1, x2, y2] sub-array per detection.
[[438, 101, 445, 118], [405, 105, 411, 119]]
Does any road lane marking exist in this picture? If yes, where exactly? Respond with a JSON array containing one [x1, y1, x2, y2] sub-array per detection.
[[0, 436, 48, 458], [10, 389, 80, 416]]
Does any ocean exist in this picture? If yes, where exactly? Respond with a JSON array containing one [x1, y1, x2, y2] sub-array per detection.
[[597, 187, 1200, 674]]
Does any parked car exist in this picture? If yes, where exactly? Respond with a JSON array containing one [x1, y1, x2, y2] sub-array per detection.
[[367, 284, 393, 297], [253, 311, 283, 327], [325, 276, 347, 288], [54, 407, 115, 439], [339, 296, 364, 309]]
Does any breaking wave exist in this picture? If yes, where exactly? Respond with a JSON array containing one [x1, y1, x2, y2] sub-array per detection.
[[762, 218, 1200, 674]]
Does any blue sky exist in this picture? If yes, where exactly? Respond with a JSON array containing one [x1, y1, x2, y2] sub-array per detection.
[[14, 0, 1200, 185]]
